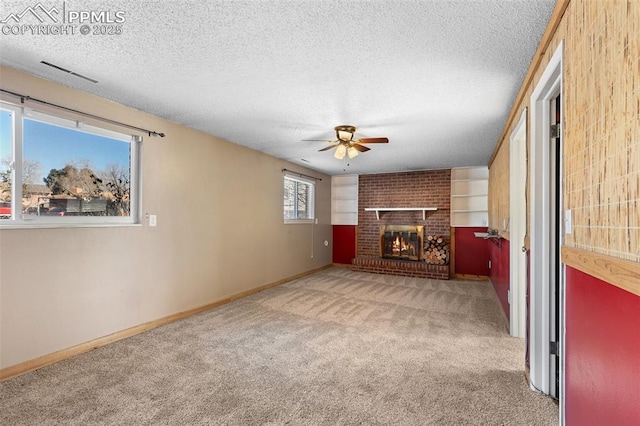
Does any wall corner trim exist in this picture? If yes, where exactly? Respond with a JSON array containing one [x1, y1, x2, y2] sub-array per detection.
[[562, 246, 640, 297]]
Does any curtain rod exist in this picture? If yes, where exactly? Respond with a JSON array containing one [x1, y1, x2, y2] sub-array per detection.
[[0, 88, 166, 138], [282, 168, 322, 181]]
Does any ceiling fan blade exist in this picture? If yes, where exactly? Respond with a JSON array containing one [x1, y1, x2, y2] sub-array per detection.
[[303, 139, 334, 142], [352, 143, 371, 152], [357, 137, 389, 144], [318, 145, 336, 152]]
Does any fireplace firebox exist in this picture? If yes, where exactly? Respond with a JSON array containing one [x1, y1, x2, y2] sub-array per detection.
[[380, 225, 424, 261]]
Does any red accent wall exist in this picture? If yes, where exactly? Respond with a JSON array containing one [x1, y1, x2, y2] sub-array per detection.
[[454, 227, 489, 276], [333, 225, 356, 264], [565, 267, 640, 425], [488, 239, 510, 318]]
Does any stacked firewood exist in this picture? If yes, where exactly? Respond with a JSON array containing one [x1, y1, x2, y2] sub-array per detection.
[[424, 235, 450, 265]]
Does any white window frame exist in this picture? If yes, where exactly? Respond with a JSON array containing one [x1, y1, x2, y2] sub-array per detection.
[[0, 101, 141, 228], [283, 173, 315, 224]]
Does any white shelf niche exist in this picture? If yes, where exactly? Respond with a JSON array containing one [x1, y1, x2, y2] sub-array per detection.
[[451, 166, 489, 227], [331, 175, 358, 225]]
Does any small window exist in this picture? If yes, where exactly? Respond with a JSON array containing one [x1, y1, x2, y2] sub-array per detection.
[[0, 102, 140, 227], [283, 174, 314, 223]]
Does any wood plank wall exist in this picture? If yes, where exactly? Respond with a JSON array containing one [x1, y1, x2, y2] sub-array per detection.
[[487, 137, 510, 238], [488, 0, 639, 292], [563, 0, 639, 263]]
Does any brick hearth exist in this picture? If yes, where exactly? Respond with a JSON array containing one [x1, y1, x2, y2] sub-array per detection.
[[351, 257, 449, 280]]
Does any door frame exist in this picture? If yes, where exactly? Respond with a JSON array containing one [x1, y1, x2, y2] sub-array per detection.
[[509, 109, 527, 338], [529, 39, 564, 409]]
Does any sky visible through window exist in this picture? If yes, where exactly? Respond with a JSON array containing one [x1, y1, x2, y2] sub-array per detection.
[[0, 110, 11, 164], [0, 109, 130, 183]]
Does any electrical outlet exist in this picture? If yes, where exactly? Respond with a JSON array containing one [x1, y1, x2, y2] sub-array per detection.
[[488, 260, 491, 269]]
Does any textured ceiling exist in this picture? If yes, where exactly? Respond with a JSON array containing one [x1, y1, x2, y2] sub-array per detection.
[[0, 0, 555, 175]]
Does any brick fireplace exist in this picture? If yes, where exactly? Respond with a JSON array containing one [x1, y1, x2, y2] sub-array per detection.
[[352, 170, 451, 279]]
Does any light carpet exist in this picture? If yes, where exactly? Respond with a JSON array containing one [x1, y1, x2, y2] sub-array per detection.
[[0, 267, 558, 425]]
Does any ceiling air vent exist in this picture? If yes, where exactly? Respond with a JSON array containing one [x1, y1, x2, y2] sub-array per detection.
[[40, 61, 98, 83]]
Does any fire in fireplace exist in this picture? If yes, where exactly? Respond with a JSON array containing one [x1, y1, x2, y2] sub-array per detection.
[[380, 225, 424, 261]]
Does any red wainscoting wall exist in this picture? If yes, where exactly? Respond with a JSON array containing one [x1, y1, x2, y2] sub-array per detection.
[[565, 266, 640, 424], [453, 227, 489, 276], [488, 238, 510, 319], [332, 225, 356, 264]]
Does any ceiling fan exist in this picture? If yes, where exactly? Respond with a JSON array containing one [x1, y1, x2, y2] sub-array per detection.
[[305, 125, 389, 159]]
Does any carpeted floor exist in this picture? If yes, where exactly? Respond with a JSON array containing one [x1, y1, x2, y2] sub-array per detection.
[[0, 267, 558, 425]]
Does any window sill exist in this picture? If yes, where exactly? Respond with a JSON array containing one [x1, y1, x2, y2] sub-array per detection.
[[0, 222, 143, 230]]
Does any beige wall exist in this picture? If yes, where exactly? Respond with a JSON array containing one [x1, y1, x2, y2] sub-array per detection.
[[0, 65, 332, 369], [489, 0, 639, 263]]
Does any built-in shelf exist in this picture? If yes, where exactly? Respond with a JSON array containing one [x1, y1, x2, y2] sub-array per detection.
[[332, 175, 358, 225], [364, 207, 437, 220], [474, 231, 502, 248], [451, 166, 489, 227]]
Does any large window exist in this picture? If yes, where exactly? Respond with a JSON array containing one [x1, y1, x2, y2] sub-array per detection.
[[283, 174, 314, 223], [0, 102, 140, 226]]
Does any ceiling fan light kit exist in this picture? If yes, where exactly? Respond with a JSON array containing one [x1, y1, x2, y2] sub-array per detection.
[[309, 125, 389, 160], [334, 143, 347, 159]]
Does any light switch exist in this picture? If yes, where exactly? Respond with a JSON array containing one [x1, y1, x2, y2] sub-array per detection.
[[149, 214, 157, 227], [564, 210, 572, 234]]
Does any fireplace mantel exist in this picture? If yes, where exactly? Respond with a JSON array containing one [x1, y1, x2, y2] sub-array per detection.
[[364, 207, 438, 220]]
